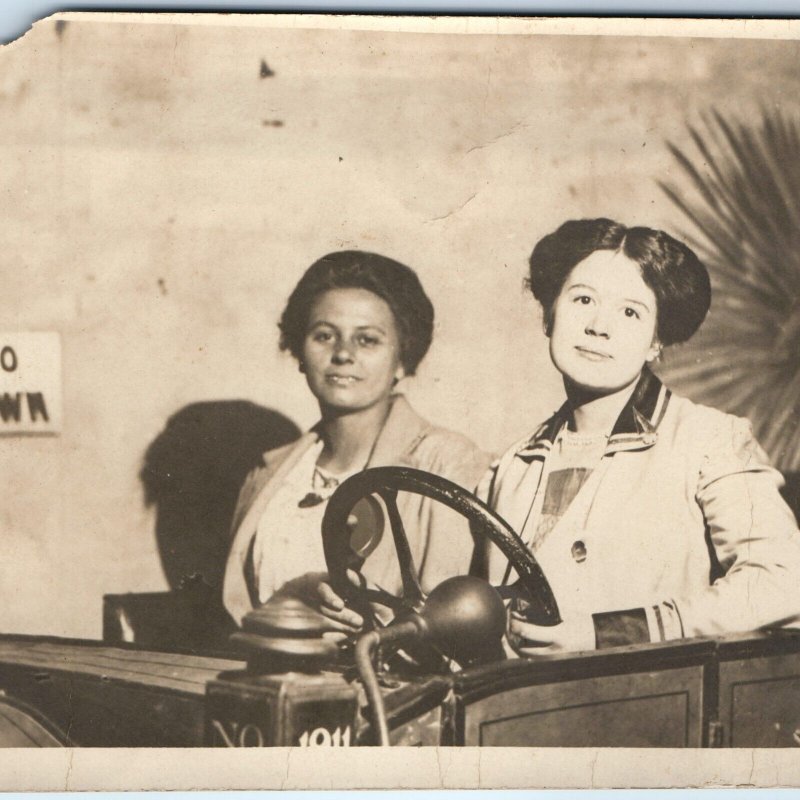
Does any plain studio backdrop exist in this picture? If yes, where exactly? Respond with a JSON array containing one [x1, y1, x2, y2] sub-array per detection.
[[1, 14, 798, 637]]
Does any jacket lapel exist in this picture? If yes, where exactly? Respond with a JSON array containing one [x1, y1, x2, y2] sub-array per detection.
[[222, 432, 319, 624], [515, 367, 670, 459], [367, 394, 430, 468], [605, 367, 671, 454]]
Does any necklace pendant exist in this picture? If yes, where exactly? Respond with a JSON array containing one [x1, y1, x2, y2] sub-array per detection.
[[298, 492, 326, 508]]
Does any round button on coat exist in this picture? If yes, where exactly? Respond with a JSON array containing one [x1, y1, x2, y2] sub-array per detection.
[[571, 540, 587, 562]]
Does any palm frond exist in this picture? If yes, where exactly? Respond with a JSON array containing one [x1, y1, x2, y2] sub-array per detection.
[[659, 108, 800, 472]]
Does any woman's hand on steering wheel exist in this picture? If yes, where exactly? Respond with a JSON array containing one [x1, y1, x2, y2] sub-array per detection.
[[317, 571, 366, 632], [508, 609, 595, 654]]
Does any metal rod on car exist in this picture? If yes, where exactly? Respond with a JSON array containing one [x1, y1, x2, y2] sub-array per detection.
[[353, 619, 422, 746]]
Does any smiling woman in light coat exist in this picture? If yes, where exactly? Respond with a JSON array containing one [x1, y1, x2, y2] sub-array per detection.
[[222, 250, 490, 626], [475, 218, 800, 654]]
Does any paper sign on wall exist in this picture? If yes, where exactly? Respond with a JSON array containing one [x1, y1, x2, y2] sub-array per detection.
[[0, 333, 61, 435]]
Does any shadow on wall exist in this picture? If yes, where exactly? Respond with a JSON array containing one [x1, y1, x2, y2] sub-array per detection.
[[104, 401, 300, 652], [140, 400, 301, 591]]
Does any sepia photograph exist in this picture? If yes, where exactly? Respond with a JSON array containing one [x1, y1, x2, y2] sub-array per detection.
[[2, 9, 800, 790]]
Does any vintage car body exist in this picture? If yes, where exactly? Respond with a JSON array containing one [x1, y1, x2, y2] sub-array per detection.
[[2, 626, 800, 747], [3, 466, 798, 749]]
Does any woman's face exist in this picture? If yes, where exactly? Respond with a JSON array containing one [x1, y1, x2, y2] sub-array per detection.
[[548, 249, 660, 396], [302, 287, 405, 414]]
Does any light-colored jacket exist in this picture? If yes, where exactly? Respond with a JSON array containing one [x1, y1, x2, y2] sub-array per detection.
[[223, 395, 492, 625], [475, 368, 800, 647]]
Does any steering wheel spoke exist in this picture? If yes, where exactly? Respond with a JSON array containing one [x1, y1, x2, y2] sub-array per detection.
[[378, 487, 425, 610]]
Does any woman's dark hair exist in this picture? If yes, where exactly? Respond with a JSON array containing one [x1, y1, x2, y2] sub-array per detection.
[[527, 218, 711, 346], [279, 250, 435, 375]]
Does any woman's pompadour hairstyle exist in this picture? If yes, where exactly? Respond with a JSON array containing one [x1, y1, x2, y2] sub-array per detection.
[[527, 218, 711, 346]]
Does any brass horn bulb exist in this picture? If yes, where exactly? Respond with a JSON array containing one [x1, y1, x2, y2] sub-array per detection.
[[418, 575, 506, 665]]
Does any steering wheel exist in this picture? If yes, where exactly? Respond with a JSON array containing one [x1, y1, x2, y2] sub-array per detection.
[[321, 466, 561, 631]]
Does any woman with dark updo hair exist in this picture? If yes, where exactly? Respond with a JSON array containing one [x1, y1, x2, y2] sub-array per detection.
[[476, 218, 800, 653], [223, 251, 490, 625]]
